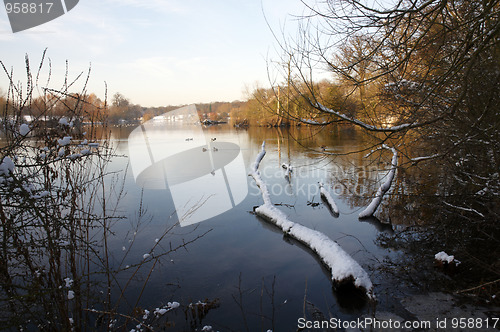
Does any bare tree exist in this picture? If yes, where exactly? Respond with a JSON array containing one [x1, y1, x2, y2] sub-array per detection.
[[272, 0, 499, 137], [267, 0, 500, 292]]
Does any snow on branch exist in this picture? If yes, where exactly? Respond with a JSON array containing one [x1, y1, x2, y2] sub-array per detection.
[[315, 102, 414, 132], [249, 142, 374, 298], [282, 163, 293, 181], [443, 202, 485, 218], [250, 142, 272, 206], [359, 145, 397, 219], [319, 182, 339, 215], [409, 154, 441, 163], [299, 118, 331, 125]]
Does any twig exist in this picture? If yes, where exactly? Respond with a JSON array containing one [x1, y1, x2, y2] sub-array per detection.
[[456, 279, 500, 294]]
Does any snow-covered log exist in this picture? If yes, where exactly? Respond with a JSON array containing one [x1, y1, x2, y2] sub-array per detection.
[[249, 142, 374, 298], [319, 182, 339, 215], [359, 145, 398, 219]]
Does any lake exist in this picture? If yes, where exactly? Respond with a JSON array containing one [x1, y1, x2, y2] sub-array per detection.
[[100, 114, 418, 330]]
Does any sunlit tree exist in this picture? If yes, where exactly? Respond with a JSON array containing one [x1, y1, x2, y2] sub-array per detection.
[[269, 0, 500, 293]]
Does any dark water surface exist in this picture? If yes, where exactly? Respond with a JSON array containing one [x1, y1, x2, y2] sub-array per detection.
[[105, 124, 413, 331]]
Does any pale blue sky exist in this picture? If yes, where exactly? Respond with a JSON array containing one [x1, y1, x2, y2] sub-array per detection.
[[0, 0, 305, 106]]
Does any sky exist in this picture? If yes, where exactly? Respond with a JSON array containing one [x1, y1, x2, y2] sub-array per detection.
[[0, 0, 306, 107]]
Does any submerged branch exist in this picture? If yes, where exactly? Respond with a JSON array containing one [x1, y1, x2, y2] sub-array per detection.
[[319, 182, 339, 215], [249, 141, 374, 298], [359, 145, 398, 219]]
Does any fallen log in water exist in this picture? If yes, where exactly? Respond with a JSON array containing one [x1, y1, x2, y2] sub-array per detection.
[[249, 142, 374, 299]]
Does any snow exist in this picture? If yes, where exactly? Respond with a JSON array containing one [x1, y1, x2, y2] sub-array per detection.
[[435, 251, 460, 264], [319, 182, 339, 214], [68, 153, 82, 160], [143, 253, 150, 260], [154, 302, 180, 316], [282, 163, 293, 179], [168, 301, 180, 309], [81, 149, 91, 156], [443, 202, 485, 218], [31, 191, 49, 199], [58, 136, 72, 146], [154, 308, 168, 316], [19, 124, 30, 136], [359, 145, 397, 219], [300, 118, 329, 125], [0, 157, 15, 176], [22, 183, 33, 194], [189, 300, 207, 308], [255, 204, 373, 293], [58, 147, 65, 158], [249, 141, 374, 298], [58, 117, 72, 126], [67, 290, 75, 300], [202, 326, 213, 331], [410, 154, 440, 162], [88, 142, 99, 148], [64, 278, 73, 288]]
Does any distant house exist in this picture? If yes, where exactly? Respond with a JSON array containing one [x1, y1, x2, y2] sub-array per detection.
[[152, 114, 187, 122]]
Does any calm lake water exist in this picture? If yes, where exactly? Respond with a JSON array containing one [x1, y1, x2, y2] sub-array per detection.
[[103, 120, 415, 331]]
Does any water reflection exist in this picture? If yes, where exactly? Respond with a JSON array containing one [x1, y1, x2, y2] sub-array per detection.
[[105, 122, 421, 330], [358, 216, 394, 233], [128, 105, 248, 226]]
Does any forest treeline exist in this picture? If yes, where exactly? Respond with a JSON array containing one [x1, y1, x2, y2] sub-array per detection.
[[0, 83, 343, 126]]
